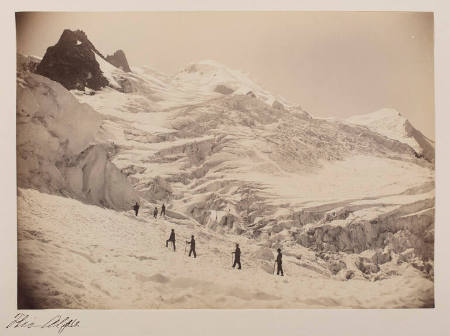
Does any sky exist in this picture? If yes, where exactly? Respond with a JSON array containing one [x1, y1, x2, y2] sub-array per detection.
[[16, 11, 434, 139]]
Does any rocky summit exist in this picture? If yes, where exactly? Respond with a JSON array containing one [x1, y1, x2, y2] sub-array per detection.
[[106, 50, 132, 72], [36, 29, 109, 91]]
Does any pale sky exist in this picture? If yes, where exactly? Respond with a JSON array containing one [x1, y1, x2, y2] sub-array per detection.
[[16, 11, 434, 139]]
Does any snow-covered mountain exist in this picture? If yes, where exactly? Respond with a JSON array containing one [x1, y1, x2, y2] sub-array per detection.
[[170, 59, 290, 108], [16, 29, 435, 309], [347, 108, 434, 163]]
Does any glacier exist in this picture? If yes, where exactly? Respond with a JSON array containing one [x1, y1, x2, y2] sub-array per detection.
[[16, 37, 435, 308]]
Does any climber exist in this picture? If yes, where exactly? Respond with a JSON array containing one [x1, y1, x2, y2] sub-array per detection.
[[133, 202, 140, 216], [276, 248, 284, 276], [166, 229, 176, 251], [232, 243, 241, 270], [186, 235, 196, 258], [153, 206, 158, 219], [161, 203, 166, 217]]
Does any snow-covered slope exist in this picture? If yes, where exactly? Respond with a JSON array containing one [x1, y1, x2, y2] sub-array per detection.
[[347, 108, 434, 162], [18, 188, 433, 309], [71, 71, 434, 298], [170, 60, 289, 107]]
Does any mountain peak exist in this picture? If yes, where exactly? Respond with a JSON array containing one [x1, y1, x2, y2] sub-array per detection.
[[348, 108, 404, 124], [58, 29, 88, 44], [172, 59, 286, 106], [193, 59, 226, 67], [36, 29, 109, 91], [180, 59, 232, 75], [106, 49, 132, 72], [56, 29, 104, 56], [347, 108, 434, 162]]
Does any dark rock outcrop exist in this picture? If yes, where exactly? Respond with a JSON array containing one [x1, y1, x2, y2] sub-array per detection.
[[36, 29, 109, 91], [356, 257, 380, 274], [17, 53, 40, 73], [328, 260, 347, 275], [106, 50, 132, 72], [214, 84, 234, 95], [404, 120, 435, 163]]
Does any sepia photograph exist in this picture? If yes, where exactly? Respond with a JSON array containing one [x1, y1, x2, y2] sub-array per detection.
[[15, 11, 435, 310]]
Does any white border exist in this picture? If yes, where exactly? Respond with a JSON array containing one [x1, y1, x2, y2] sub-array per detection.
[[2, 1, 449, 335]]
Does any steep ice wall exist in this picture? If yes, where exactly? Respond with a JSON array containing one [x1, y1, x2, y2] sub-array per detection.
[[278, 191, 436, 281], [17, 72, 138, 210], [295, 199, 434, 258], [63, 144, 139, 209]]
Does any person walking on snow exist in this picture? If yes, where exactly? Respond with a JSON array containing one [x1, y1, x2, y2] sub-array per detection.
[[133, 202, 140, 216], [232, 243, 242, 270], [153, 206, 158, 219], [166, 229, 176, 251], [161, 203, 166, 217], [276, 248, 284, 276], [186, 235, 196, 258]]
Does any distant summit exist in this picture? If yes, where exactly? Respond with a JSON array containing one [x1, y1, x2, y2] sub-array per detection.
[[347, 108, 434, 163], [172, 60, 289, 107], [106, 50, 132, 72]]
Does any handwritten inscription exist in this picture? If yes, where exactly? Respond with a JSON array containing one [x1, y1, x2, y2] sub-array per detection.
[[6, 313, 80, 334]]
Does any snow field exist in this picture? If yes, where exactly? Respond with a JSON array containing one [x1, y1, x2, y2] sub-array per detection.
[[18, 188, 433, 309]]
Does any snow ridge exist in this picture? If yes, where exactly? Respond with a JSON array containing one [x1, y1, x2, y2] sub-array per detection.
[[347, 108, 423, 153]]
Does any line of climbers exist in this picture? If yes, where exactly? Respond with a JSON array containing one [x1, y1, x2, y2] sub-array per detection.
[[133, 201, 166, 219], [165, 230, 283, 275], [132, 201, 284, 276]]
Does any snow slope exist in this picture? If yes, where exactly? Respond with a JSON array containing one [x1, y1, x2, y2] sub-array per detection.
[[347, 109, 418, 150], [94, 53, 122, 89], [346, 108, 434, 162], [18, 188, 433, 309], [84, 59, 297, 112], [171, 60, 289, 106]]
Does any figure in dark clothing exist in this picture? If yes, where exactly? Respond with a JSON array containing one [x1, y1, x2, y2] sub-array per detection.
[[161, 203, 166, 217], [153, 207, 158, 219], [276, 248, 284, 276], [232, 243, 241, 269], [166, 229, 176, 251], [133, 202, 140, 216], [186, 235, 196, 258]]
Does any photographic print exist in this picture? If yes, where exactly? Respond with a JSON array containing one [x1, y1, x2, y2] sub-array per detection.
[[15, 11, 434, 309]]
